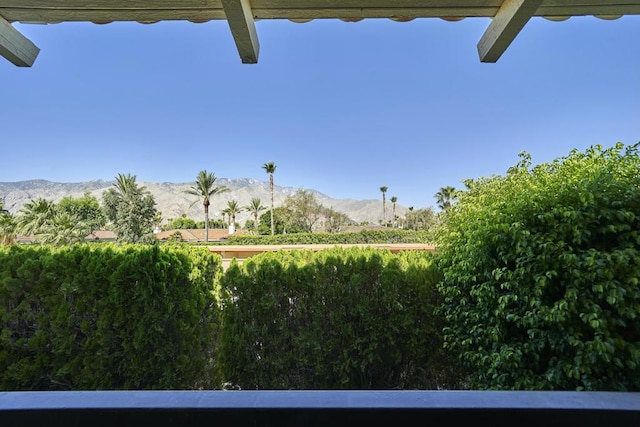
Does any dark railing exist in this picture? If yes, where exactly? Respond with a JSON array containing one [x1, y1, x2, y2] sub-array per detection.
[[1, 390, 638, 426]]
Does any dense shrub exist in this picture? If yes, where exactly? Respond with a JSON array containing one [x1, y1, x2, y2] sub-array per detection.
[[0, 244, 221, 390], [224, 229, 433, 245], [435, 143, 640, 390], [217, 247, 458, 390]]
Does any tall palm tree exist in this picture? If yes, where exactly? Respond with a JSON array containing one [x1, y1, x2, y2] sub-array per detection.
[[184, 170, 229, 242], [435, 186, 458, 211], [244, 197, 266, 233], [225, 200, 242, 233], [379, 186, 388, 224], [390, 196, 398, 227], [262, 161, 277, 235]]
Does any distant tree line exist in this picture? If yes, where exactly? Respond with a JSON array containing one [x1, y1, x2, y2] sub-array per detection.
[[0, 163, 453, 246]]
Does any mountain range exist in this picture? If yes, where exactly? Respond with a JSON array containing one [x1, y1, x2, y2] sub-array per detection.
[[0, 179, 408, 226]]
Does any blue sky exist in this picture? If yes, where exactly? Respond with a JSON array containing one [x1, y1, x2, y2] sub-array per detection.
[[1, 15, 639, 210]]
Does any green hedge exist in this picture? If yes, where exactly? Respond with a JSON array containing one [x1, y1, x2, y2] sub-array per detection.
[[217, 247, 458, 390], [0, 244, 221, 390], [435, 143, 640, 391], [223, 229, 433, 245]]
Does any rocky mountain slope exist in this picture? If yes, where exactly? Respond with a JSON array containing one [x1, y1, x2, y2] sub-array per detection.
[[0, 179, 407, 226]]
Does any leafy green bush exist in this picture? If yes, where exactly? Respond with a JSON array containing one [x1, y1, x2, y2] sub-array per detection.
[[0, 244, 221, 390], [224, 229, 433, 245], [435, 143, 640, 390], [218, 247, 457, 389]]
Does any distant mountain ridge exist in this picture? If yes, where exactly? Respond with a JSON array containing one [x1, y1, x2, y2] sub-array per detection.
[[0, 179, 408, 226]]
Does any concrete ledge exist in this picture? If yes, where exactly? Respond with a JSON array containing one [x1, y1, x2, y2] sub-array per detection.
[[0, 391, 638, 426]]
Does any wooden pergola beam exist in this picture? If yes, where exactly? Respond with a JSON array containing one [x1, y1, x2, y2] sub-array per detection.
[[221, 0, 260, 64], [0, 15, 39, 67], [477, 0, 544, 63]]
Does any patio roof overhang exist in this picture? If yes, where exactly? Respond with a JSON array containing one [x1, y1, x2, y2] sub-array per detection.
[[1, 1, 639, 67]]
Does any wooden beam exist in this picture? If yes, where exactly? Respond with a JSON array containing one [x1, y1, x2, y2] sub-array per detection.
[[0, 15, 39, 67], [477, 0, 544, 63], [2, 3, 640, 23], [221, 0, 259, 64]]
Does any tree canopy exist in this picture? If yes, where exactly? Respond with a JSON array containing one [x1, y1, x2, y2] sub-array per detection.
[[102, 173, 158, 244], [435, 142, 640, 390]]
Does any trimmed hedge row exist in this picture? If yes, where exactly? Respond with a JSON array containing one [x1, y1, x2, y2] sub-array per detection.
[[1, 244, 453, 391], [0, 244, 221, 390], [217, 247, 458, 390], [223, 229, 433, 245]]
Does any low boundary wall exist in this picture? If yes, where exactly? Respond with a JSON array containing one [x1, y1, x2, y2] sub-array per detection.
[[0, 390, 638, 426]]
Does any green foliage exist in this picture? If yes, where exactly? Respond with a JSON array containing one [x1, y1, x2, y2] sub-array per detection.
[[15, 197, 56, 237], [255, 190, 351, 235], [322, 207, 352, 233], [434, 186, 460, 211], [218, 247, 455, 389], [165, 216, 198, 230], [14, 195, 102, 245], [38, 211, 92, 246], [102, 173, 158, 244], [257, 207, 304, 235], [225, 229, 433, 245], [243, 198, 266, 232], [435, 143, 640, 391], [57, 192, 106, 234], [0, 200, 15, 245], [244, 219, 256, 231], [403, 207, 439, 232], [167, 230, 183, 242], [283, 189, 324, 233], [0, 244, 221, 390]]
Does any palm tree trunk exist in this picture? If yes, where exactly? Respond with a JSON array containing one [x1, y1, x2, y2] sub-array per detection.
[[380, 187, 388, 225], [269, 175, 275, 235], [204, 204, 209, 242]]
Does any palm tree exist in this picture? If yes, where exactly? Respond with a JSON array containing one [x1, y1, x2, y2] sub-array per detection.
[[221, 209, 229, 227], [39, 211, 89, 246], [262, 161, 277, 235], [244, 197, 266, 233], [225, 200, 242, 234], [102, 173, 158, 244], [435, 186, 458, 211], [0, 199, 15, 245], [184, 170, 229, 242], [113, 172, 140, 196], [0, 213, 15, 245], [379, 186, 388, 224], [390, 196, 398, 227], [16, 197, 56, 237]]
